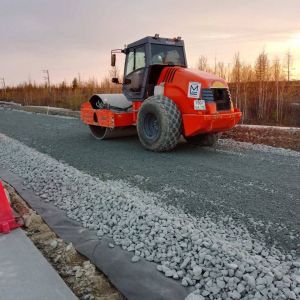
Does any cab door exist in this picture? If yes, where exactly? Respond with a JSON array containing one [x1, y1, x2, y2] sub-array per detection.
[[123, 45, 147, 100]]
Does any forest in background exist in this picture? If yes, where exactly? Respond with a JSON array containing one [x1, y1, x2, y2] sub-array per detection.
[[1, 51, 299, 126]]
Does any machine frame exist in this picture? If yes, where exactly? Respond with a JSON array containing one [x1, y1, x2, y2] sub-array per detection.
[[81, 35, 242, 150]]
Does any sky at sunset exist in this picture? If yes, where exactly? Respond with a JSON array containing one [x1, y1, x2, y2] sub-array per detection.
[[1, 0, 300, 85]]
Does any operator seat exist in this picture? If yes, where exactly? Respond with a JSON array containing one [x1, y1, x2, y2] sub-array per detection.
[[130, 69, 144, 92], [152, 54, 163, 65], [164, 50, 181, 65]]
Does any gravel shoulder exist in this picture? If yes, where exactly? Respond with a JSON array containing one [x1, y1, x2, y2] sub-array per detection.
[[0, 101, 80, 117], [0, 131, 299, 299], [223, 125, 300, 151]]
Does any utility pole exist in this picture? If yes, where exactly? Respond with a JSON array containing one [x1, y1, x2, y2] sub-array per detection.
[[285, 50, 295, 82], [214, 55, 217, 74], [78, 73, 81, 85], [42, 69, 53, 107], [0, 77, 6, 100], [273, 58, 280, 123], [42, 69, 51, 91]]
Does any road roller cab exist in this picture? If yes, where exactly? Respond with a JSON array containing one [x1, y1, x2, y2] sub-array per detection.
[[80, 34, 242, 151]]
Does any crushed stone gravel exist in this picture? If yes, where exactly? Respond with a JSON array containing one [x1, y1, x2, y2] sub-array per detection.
[[217, 139, 300, 158], [0, 133, 299, 300]]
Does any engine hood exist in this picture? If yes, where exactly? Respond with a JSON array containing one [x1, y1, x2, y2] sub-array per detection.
[[181, 68, 228, 89], [158, 67, 228, 89]]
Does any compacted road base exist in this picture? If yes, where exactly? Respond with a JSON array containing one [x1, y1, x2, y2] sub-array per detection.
[[0, 108, 298, 252], [0, 108, 299, 300]]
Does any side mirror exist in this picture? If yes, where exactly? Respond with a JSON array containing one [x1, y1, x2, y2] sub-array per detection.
[[123, 78, 131, 85], [111, 53, 116, 67], [112, 77, 119, 84]]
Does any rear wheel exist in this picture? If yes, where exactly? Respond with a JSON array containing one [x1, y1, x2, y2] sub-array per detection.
[[186, 133, 220, 146], [137, 96, 182, 152]]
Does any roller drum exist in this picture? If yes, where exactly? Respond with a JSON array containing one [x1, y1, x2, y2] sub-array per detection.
[[88, 94, 136, 139], [89, 94, 132, 110], [89, 125, 136, 140]]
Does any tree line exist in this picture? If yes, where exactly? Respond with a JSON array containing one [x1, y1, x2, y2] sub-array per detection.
[[197, 51, 299, 126], [0, 51, 299, 126], [0, 70, 121, 111]]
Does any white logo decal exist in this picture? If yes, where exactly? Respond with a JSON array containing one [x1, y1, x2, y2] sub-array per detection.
[[188, 82, 201, 98], [194, 100, 206, 110]]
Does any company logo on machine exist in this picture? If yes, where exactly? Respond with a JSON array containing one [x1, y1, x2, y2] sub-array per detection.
[[188, 82, 201, 98]]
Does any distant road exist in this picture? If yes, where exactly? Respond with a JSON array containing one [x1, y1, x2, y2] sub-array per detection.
[[0, 108, 299, 253]]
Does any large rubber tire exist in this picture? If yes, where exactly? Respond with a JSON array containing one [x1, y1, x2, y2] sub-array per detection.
[[186, 133, 220, 146], [137, 96, 182, 152]]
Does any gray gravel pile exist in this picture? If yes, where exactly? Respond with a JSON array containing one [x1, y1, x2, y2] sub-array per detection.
[[218, 139, 300, 158], [0, 133, 299, 300]]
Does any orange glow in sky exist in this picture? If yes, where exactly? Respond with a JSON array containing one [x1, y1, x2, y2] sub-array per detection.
[[263, 31, 300, 77]]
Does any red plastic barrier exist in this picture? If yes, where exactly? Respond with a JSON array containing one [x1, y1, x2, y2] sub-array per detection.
[[0, 181, 21, 234]]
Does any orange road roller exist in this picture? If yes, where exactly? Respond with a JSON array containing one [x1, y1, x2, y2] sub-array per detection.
[[81, 34, 242, 151]]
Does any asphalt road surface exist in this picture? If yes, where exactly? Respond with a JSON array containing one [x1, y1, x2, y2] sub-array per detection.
[[0, 108, 299, 253]]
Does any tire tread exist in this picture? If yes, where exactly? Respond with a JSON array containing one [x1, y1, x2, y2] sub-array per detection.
[[137, 95, 182, 152]]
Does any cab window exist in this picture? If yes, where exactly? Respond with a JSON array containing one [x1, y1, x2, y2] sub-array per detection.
[[126, 51, 135, 75], [151, 44, 185, 66], [125, 46, 146, 76]]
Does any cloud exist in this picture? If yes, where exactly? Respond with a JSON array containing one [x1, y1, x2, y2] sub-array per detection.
[[0, 0, 299, 84]]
